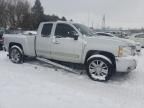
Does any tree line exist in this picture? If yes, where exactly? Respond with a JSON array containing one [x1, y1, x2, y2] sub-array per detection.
[[0, 0, 67, 30]]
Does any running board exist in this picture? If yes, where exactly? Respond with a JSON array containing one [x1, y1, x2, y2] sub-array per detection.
[[37, 57, 83, 75]]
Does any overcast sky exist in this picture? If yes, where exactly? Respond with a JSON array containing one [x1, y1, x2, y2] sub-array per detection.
[[28, 0, 144, 29]]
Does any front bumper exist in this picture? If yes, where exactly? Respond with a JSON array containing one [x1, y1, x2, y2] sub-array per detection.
[[116, 56, 137, 72]]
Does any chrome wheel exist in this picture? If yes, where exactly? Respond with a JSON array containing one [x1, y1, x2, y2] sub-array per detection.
[[89, 60, 109, 80], [10, 48, 21, 63]]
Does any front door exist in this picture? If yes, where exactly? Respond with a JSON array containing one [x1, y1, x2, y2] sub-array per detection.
[[51, 23, 83, 63]]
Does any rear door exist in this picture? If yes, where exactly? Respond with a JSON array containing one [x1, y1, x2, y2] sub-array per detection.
[[36, 23, 53, 59]]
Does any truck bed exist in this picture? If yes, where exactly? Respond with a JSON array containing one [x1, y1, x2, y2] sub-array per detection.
[[4, 34, 36, 57]]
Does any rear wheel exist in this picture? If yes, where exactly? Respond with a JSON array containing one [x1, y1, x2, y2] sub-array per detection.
[[86, 57, 113, 81], [9, 46, 23, 63]]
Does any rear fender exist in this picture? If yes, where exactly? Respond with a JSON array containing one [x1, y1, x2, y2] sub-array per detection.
[[10, 45, 23, 54]]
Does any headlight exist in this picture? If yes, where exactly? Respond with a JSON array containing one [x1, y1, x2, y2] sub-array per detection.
[[118, 46, 135, 57]]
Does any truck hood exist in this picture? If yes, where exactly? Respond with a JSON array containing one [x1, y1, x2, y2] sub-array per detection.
[[86, 35, 136, 46], [112, 37, 137, 46]]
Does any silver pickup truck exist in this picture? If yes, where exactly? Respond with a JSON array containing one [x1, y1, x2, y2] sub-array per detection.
[[4, 21, 137, 81]]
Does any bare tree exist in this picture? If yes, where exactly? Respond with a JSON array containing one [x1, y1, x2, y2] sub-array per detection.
[[0, 0, 7, 27], [0, 0, 67, 30], [16, 0, 31, 27], [6, 0, 31, 29]]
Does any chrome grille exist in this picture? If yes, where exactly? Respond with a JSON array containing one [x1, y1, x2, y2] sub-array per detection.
[[130, 46, 136, 56]]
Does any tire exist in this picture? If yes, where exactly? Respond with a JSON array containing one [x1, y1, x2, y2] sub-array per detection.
[[86, 57, 113, 81], [9, 46, 23, 64]]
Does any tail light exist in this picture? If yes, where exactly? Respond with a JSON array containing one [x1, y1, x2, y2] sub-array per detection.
[[2, 37, 4, 44], [0, 36, 4, 44]]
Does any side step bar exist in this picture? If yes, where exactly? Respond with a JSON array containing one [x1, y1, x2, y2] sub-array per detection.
[[37, 57, 83, 75]]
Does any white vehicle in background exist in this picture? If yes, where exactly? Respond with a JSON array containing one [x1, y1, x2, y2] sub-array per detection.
[[96, 32, 141, 52], [128, 33, 144, 48], [3, 21, 137, 81]]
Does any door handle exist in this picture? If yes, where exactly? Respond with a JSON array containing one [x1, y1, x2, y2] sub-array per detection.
[[54, 41, 60, 44], [52, 37, 60, 44]]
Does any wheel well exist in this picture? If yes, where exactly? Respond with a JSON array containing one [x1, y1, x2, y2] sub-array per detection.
[[9, 42, 23, 52], [85, 50, 116, 69]]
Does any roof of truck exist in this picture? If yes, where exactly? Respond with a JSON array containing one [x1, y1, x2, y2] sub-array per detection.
[[41, 21, 73, 24]]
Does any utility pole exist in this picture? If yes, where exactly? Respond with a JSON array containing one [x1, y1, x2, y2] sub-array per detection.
[[88, 12, 90, 27], [87, 10, 91, 27], [102, 14, 106, 31], [92, 21, 94, 29]]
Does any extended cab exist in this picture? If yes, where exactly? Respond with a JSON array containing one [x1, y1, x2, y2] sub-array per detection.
[[4, 21, 137, 81]]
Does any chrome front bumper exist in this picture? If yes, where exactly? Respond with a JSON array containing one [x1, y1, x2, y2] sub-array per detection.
[[116, 56, 137, 72]]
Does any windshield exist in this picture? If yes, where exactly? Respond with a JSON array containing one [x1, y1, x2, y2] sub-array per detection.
[[73, 23, 94, 36], [96, 33, 115, 37]]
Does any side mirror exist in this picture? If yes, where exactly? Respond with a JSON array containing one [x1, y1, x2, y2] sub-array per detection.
[[71, 31, 79, 40], [74, 34, 78, 40]]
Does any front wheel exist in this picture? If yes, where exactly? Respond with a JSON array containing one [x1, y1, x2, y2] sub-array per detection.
[[9, 46, 23, 64], [86, 57, 113, 81]]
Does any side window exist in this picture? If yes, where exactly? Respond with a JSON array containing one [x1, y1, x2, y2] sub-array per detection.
[[55, 23, 77, 38], [140, 34, 144, 38], [135, 34, 144, 38], [135, 35, 140, 38], [41, 24, 53, 37]]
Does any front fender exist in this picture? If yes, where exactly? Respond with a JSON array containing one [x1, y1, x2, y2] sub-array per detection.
[[87, 54, 112, 64]]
